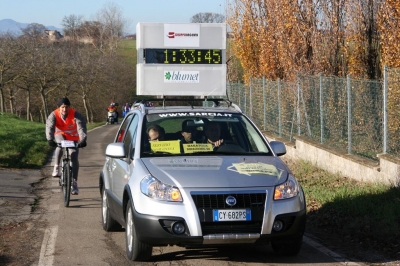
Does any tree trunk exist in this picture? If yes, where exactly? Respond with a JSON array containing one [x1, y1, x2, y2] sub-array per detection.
[[0, 86, 5, 112], [82, 92, 90, 123], [26, 90, 30, 121], [8, 87, 15, 114], [40, 89, 49, 122]]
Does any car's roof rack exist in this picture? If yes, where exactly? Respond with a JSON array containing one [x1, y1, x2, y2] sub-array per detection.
[[137, 97, 230, 107], [132, 96, 242, 113]]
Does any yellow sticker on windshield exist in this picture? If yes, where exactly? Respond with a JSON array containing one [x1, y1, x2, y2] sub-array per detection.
[[228, 162, 281, 177], [183, 143, 213, 153], [150, 140, 181, 154]]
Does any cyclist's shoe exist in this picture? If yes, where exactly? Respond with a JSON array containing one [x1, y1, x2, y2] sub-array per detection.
[[52, 165, 60, 177], [71, 179, 79, 195]]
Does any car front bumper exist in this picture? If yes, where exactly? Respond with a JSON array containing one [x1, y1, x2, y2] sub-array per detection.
[[132, 204, 306, 247]]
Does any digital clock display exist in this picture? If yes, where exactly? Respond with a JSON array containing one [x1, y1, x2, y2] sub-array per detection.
[[144, 49, 222, 64]]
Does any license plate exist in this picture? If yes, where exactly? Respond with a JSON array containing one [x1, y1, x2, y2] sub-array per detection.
[[213, 209, 251, 222]]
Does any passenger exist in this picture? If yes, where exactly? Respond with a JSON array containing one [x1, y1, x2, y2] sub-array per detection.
[[204, 121, 224, 148], [181, 120, 198, 144], [147, 124, 165, 142]]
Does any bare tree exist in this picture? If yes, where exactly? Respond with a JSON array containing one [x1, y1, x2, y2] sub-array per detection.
[[62, 14, 84, 41], [69, 46, 106, 123], [95, 2, 127, 52], [191, 12, 225, 23], [0, 33, 24, 112], [21, 23, 46, 40]]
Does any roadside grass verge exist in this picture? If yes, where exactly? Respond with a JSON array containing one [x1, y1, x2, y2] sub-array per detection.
[[0, 113, 104, 169], [286, 158, 400, 260]]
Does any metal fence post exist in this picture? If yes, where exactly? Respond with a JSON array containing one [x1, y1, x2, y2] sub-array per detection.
[[263, 76, 266, 131], [244, 81, 247, 115], [278, 78, 282, 137], [249, 77, 252, 118], [383, 65, 388, 154], [297, 77, 301, 136], [238, 81, 241, 109], [347, 74, 352, 154], [320, 73, 324, 144]]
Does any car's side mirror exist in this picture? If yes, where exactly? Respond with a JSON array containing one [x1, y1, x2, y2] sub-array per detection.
[[105, 142, 126, 158], [269, 141, 286, 156]]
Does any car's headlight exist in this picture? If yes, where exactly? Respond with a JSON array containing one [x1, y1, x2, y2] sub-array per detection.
[[140, 175, 182, 202], [274, 174, 299, 200]]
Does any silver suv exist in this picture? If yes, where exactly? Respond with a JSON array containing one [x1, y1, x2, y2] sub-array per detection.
[[99, 99, 306, 261]]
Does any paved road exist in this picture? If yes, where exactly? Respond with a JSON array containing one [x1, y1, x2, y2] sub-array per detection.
[[1, 124, 367, 266], [0, 168, 43, 227]]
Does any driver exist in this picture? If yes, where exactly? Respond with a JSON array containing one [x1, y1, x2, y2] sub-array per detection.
[[203, 122, 224, 148], [181, 120, 198, 143]]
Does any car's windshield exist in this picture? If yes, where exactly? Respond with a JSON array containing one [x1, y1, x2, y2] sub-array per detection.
[[140, 111, 272, 157]]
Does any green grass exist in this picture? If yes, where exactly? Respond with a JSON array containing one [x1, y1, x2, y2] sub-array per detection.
[[0, 113, 104, 169], [117, 39, 136, 65], [287, 159, 400, 259]]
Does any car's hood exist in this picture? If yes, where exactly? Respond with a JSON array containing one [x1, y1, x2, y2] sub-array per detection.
[[140, 156, 289, 188]]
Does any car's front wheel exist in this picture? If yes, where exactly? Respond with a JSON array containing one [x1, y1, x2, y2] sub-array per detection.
[[101, 186, 120, 231], [271, 236, 303, 256], [125, 200, 152, 261]]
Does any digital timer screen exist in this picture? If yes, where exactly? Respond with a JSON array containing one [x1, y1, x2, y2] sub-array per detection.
[[144, 49, 222, 64]]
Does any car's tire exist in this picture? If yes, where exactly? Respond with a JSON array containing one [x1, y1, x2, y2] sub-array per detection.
[[271, 236, 303, 256], [101, 186, 120, 231], [125, 201, 152, 261]]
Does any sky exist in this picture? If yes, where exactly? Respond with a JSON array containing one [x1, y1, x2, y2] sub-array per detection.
[[0, 0, 227, 34]]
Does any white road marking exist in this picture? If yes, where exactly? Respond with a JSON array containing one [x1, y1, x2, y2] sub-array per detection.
[[38, 225, 58, 266], [304, 235, 364, 265]]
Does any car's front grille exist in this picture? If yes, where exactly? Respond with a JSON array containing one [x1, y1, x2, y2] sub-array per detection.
[[191, 193, 266, 209], [191, 192, 267, 235]]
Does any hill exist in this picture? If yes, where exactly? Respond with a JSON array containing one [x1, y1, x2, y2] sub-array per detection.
[[0, 18, 62, 35]]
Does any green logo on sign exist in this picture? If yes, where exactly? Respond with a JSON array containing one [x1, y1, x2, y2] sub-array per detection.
[[165, 71, 171, 80]]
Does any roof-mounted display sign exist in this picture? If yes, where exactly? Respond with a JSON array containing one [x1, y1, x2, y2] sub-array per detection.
[[136, 22, 227, 96]]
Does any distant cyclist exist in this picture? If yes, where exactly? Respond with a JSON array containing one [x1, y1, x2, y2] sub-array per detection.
[[46, 97, 87, 195]]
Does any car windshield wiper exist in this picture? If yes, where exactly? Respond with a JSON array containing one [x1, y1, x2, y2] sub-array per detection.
[[141, 151, 175, 157], [246, 152, 273, 156]]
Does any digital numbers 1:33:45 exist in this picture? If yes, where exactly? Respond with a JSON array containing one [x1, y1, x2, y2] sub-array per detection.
[[144, 49, 222, 64]]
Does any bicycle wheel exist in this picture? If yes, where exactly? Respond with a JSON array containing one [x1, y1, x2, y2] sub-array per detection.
[[63, 162, 71, 207]]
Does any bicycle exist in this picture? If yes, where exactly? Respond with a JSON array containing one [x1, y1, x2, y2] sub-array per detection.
[[58, 140, 78, 207]]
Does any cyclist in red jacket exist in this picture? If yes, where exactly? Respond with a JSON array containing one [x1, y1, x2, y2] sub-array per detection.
[[46, 97, 87, 195]]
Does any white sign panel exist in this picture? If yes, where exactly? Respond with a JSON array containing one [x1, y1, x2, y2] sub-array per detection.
[[136, 23, 226, 96], [164, 24, 200, 47], [164, 71, 200, 83]]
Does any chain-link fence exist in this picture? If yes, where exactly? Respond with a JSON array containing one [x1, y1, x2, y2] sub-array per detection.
[[386, 66, 400, 157], [227, 66, 400, 161]]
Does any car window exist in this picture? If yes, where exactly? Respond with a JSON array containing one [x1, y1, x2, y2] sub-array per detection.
[[115, 114, 133, 142], [140, 112, 272, 157], [124, 114, 139, 159]]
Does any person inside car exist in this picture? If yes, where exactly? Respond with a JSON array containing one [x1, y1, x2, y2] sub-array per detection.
[[143, 124, 165, 153], [203, 121, 224, 148], [181, 120, 199, 144], [147, 124, 165, 141]]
